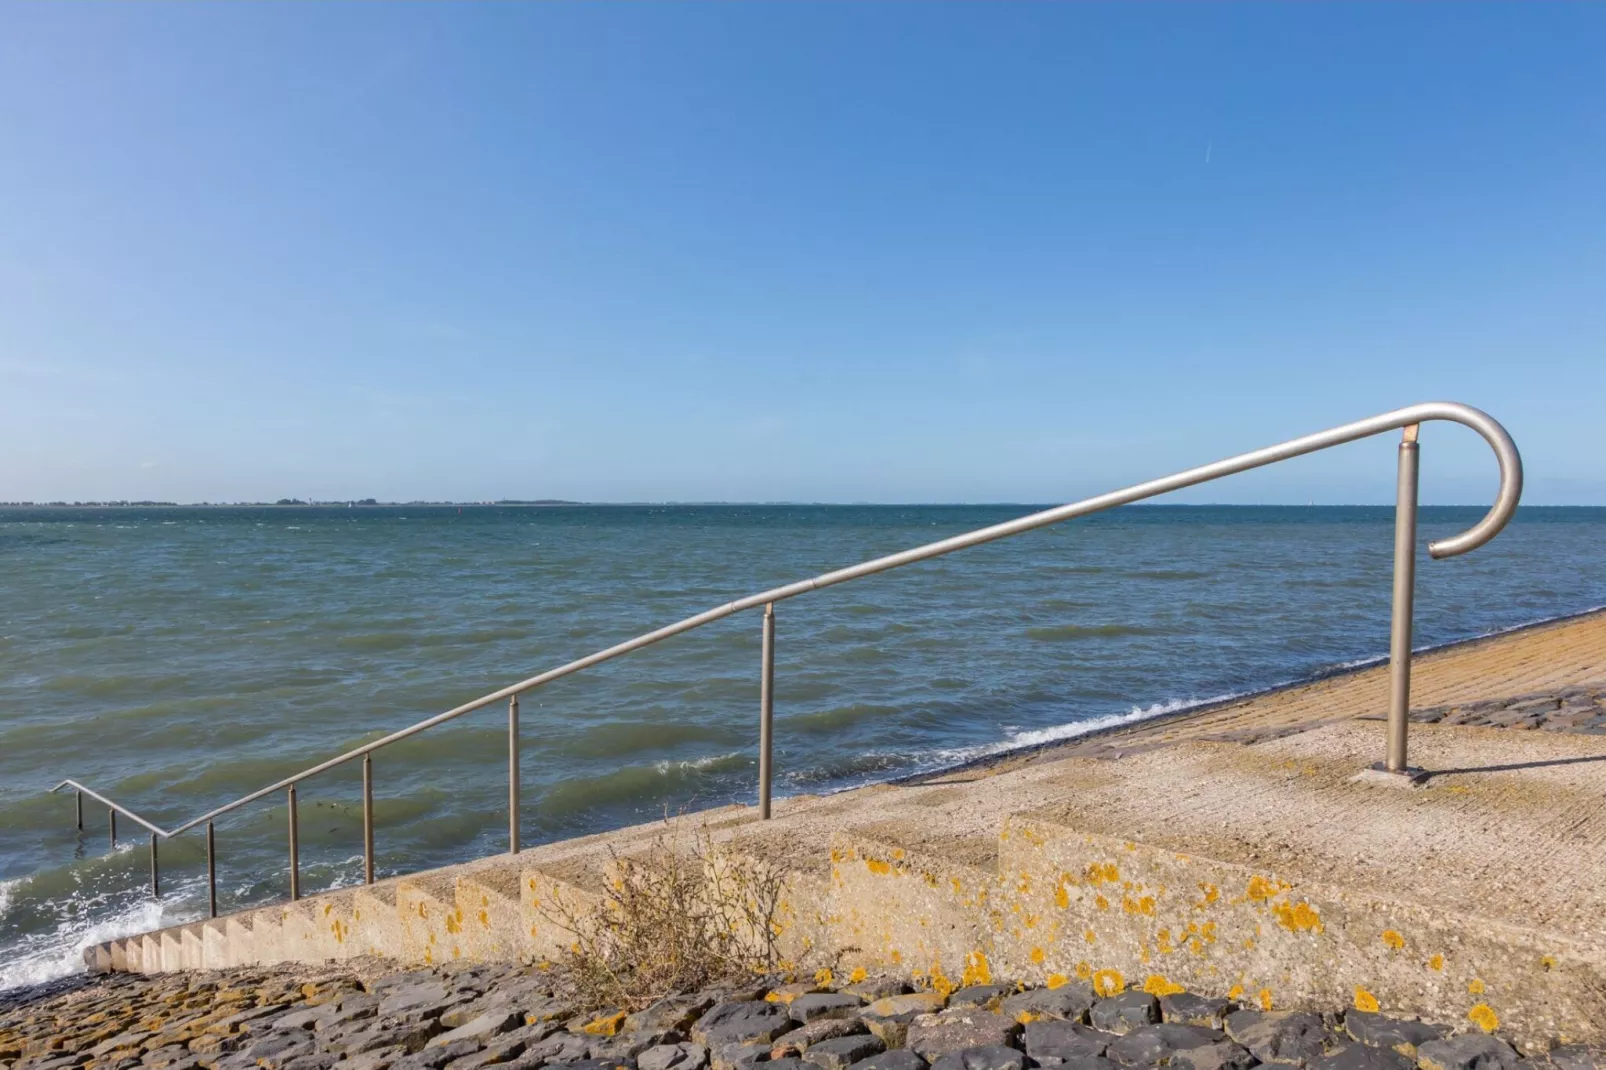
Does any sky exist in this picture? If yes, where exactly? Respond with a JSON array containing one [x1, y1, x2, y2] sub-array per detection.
[[1, 5, 1602, 506]]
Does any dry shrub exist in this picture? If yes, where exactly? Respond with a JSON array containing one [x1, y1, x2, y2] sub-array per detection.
[[537, 818, 786, 1011]]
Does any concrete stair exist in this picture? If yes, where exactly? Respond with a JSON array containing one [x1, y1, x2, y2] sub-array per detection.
[[83, 719, 1606, 1047]]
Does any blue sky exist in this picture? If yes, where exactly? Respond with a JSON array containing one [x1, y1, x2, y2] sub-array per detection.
[[1, 5, 1602, 505]]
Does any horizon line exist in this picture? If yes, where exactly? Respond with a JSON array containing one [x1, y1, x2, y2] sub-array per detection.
[[2, 500, 1601, 510]]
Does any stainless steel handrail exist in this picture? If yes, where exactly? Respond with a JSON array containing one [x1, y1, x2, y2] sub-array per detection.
[[49, 401, 1523, 911]]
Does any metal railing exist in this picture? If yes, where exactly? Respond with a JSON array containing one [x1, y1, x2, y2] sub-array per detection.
[[51, 401, 1523, 914]]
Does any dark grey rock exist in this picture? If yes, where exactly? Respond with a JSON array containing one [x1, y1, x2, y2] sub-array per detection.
[[599, 1032, 688, 1061], [273, 1008, 333, 1032], [694, 1003, 797, 1048], [240, 1034, 316, 1070], [1414, 1035, 1522, 1070], [843, 980, 914, 1003], [1547, 1046, 1604, 1070], [520, 997, 580, 1025], [906, 1011, 1021, 1061], [379, 985, 454, 1020], [1000, 985, 1094, 1025], [863, 996, 950, 1051], [391, 1042, 483, 1070], [709, 1041, 772, 1070], [1308, 1047, 1415, 1070], [847, 1052, 928, 1070], [1225, 1012, 1339, 1067], [765, 1061, 810, 1070], [553, 1060, 637, 1070], [1161, 994, 1235, 1030], [791, 995, 866, 1025], [628, 999, 718, 1037], [279, 1057, 336, 1070], [1168, 1040, 1260, 1070], [429, 1013, 522, 1049], [802, 1035, 886, 1070], [929, 1047, 1026, 1070], [1089, 993, 1160, 1036], [1342, 1015, 1446, 1057], [1105, 1024, 1229, 1068], [526, 1033, 597, 1065], [946, 989, 1013, 1012], [638, 1044, 711, 1070], [342, 1048, 408, 1070], [772, 1019, 872, 1058], [1022, 1020, 1110, 1064]]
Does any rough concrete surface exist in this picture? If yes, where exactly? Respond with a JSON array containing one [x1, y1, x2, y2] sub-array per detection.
[[74, 610, 1606, 1049]]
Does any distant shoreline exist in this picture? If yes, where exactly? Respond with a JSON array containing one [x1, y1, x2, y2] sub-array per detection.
[[3, 501, 1602, 510]]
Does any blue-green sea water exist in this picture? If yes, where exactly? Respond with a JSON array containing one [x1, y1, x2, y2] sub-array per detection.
[[2, 504, 1603, 990]]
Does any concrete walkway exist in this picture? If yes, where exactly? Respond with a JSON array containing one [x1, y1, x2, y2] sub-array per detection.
[[90, 609, 1606, 1048]]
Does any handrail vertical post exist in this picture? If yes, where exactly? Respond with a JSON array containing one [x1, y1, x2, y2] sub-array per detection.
[[508, 695, 521, 854], [287, 785, 300, 901], [206, 821, 217, 918], [76, 790, 83, 831], [759, 603, 776, 820], [149, 833, 159, 898], [109, 808, 116, 848], [1386, 425, 1421, 773], [362, 754, 374, 885]]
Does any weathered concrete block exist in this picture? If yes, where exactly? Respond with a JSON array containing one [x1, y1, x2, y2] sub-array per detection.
[[352, 883, 406, 960], [824, 833, 1001, 992], [992, 812, 1606, 1048], [454, 865, 526, 962]]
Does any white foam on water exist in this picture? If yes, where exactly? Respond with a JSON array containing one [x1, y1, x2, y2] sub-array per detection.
[[922, 690, 1249, 769], [0, 875, 205, 993], [654, 751, 742, 775]]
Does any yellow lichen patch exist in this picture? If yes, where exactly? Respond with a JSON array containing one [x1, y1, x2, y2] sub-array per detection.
[[1085, 862, 1120, 885], [1541, 955, 1556, 971], [1381, 930, 1405, 951], [1122, 895, 1157, 917], [1046, 973, 1069, 990], [1030, 947, 1046, 965], [1246, 876, 1288, 902], [1273, 901, 1323, 934], [892, 848, 906, 860], [849, 967, 868, 984], [866, 859, 893, 876], [1353, 988, 1380, 1014], [1258, 989, 1274, 1012], [1468, 1005, 1499, 1033], [1016, 1011, 1043, 1025], [891, 949, 903, 965], [951, 877, 963, 895], [1227, 985, 1245, 1001], [1468, 979, 1485, 995], [1157, 929, 1175, 955], [583, 1011, 629, 1037], [1055, 883, 1071, 910], [1095, 895, 1110, 911], [1084, 929, 1098, 944], [445, 910, 462, 935], [1076, 961, 1093, 980], [816, 968, 834, 987], [478, 910, 490, 929], [962, 951, 993, 987], [1092, 969, 1125, 997], [1197, 882, 1220, 907], [1142, 975, 1186, 997]]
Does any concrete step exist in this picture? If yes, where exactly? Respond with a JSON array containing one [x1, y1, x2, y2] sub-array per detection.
[[995, 793, 1606, 1045], [824, 822, 1003, 992]]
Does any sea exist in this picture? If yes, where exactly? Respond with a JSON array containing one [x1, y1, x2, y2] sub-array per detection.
[[2, 503, 1604, 991]]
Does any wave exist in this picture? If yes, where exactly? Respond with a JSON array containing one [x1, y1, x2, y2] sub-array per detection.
[[0, 871, 205, 994], [1025, 623, 1162, 642]]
